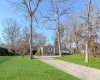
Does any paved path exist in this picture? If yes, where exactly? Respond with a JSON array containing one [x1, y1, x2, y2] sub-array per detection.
[[37, 56, 100, 80]]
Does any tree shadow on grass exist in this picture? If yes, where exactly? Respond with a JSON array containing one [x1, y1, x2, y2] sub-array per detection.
[[0, 56, 13, 64]]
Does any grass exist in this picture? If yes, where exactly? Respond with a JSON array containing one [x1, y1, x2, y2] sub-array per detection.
[[0, 56, 79, 80], [55, 55, 100, 69]]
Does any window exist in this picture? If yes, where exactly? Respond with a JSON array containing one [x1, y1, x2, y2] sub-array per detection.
[[48, 48, 52, 52]]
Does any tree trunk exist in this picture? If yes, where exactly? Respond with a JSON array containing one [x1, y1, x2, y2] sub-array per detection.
[[85, 0, 91, 62], [85, 42, 89, 62], [70, 43, 72, 54], [75, 41, 79, 54], [57, 29, 61, 56], [30, 16, 33, 59], [57, 17, 62, 57]]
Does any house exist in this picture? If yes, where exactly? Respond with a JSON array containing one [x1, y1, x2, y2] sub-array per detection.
[[40, 44, 59, 55]]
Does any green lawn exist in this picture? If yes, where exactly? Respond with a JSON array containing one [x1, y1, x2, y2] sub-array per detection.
[[55, 55, 100, 69], [0, 56, 79, 80]]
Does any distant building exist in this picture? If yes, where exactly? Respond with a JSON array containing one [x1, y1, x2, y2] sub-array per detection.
[[40, 43, 70, 56], [40, 44, 59, 55]]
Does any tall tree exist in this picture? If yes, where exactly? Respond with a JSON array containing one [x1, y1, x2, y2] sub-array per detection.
[[59, 23, 68, 51], [3, 18, 21, 52], [72, 22, 83, 54], [41, 0, 73, 56], [12, 0, 42, 59], [79, 0, 92, 62], [85, 0, 91, 62]]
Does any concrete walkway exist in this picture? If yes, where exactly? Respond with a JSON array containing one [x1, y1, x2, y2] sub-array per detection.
[[37, 56, 100, 80]]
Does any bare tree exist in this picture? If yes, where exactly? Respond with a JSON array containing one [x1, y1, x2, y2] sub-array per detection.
[[84, 0, 91, 62], [58, 23, 69, 51], [3, 18, 21, 52], [40, 0, 73, 56], [0, 38, 5, 48], [22, 27, 30, 51], [34, 33, 47, 48], [15, 27, 30, 55], [79, 0, 92, 62], [11, 0, 42, 59], [72, 19, 83, 54]]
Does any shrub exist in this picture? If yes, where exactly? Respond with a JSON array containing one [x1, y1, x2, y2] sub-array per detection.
[[74, 48, 77, 54], [8, 52, 15, 56], [61, 51, 72, 55], [32, 50, 37, 55], [0, 47, 8, 56]]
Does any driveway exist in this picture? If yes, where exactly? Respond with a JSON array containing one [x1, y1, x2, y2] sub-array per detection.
[[37, 56, 100, 80]]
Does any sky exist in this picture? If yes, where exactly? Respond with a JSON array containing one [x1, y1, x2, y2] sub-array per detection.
[[0, 0, 100, 44]]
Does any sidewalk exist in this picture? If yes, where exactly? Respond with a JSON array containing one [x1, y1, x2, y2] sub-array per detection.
[[38, 56, 100, 80]]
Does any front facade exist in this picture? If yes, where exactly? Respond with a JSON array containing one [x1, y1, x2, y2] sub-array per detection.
[[40, 44, 59, 56]]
